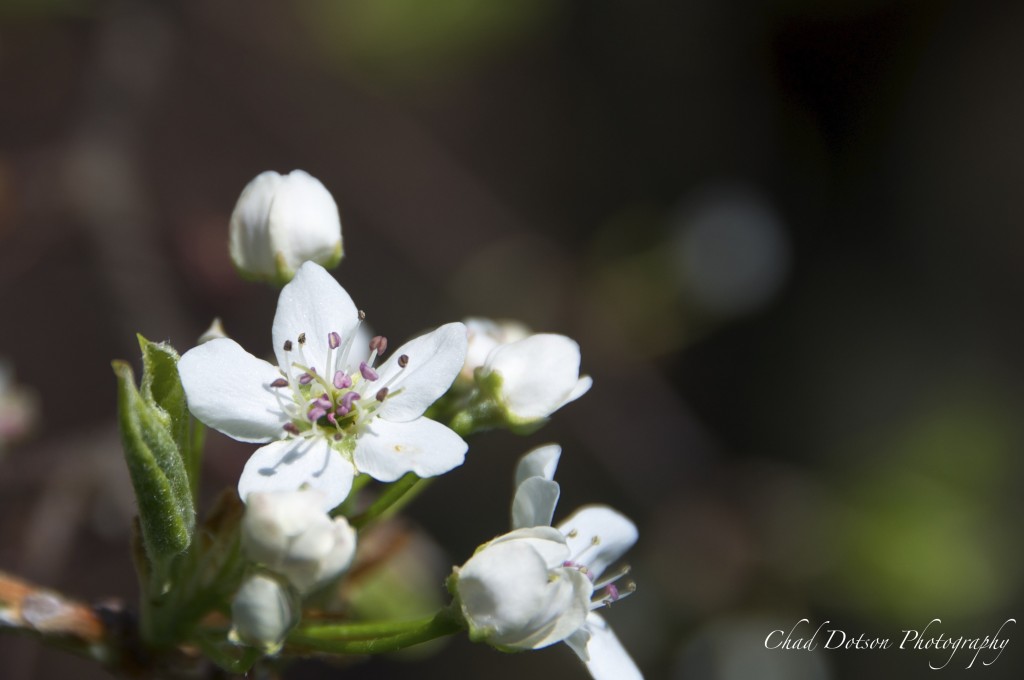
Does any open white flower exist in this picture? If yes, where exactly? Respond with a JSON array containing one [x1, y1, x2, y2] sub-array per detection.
[[478, 334, 592, 425], [179, 261, 469, 511], [452, 445, 641, 679], [229, 170, 343, 284], [242, 489, 357, 593]]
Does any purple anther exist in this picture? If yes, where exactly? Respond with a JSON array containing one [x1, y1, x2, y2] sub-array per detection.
[[283, 340, 293, 352], [315, 394, 332, 409], [375, 387, 389, 402], [270, 378, 289, 388], [333, 370, 351, 389], [328, 331, 341, 349], [398, 354, 409, 368], [333, 433, 343, 441], [307, 405, 328, 422], [359, 361, 379, 381], [299, 373, 314, 385], [283, 422, 299, 434], [604, 584, 620, 602], [370, 335, 388, 356], [337, 391, 361, 416], [327, 412, 338, 425]]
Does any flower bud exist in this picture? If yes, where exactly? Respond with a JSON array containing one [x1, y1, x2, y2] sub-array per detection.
[[229, 574, 297, 653], [451, 527, 592, 651], [242, 489, 357, 593], [478, 334, 592, 426], [229, 170, 343, 285], [460, 317, 530, 384]]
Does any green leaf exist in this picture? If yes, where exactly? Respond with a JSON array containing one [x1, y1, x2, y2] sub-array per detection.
[[137, 334, 202, 501], [113, 360, 194, 581]]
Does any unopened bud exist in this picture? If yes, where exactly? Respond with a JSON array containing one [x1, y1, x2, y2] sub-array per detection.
[[229, 170, 343, 285]]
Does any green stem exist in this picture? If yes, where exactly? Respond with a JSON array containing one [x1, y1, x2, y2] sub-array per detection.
[[287, 609, 463, 654], [351, 474, 430, 530]]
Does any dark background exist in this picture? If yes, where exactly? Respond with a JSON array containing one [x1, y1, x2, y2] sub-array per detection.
[[1, 1, 1023, 678]]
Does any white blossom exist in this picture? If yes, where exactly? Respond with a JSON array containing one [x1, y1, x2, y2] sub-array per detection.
[[229, 170, 343, 284], [178, 261, 469, 511], [452, 445, 641, 679], [242, 489, 357, 593], [478, 334, 592, 425], [229, 574, 297, 653], [460, 317, 530, 383]]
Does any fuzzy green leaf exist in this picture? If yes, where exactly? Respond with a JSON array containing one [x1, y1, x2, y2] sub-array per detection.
[[113, 360, 194, 578]]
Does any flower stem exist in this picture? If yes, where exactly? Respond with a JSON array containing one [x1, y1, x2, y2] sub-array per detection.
[[351, 473, 431, 530], [286, 609, 463, 654]]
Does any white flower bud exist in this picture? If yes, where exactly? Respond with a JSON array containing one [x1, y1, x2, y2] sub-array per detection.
[[229, 170, 343, 284], [479, 333, 592, 425], [229, 574, 297, 653], [242, 489, 357, 593], [197, 317, 228, 344], [460, 317, 530, 383], [453, 527, 592, 651]]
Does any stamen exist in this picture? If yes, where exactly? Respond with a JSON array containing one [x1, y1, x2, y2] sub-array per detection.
[[398, 354, 409, 368], [337, 391, 361, 416], [333, 433, 343, 441], [283, 422, 299, 434], [333, 370, 351, 389], [270, 378, 289, 388], [299, 372, 315, 385], [298, 332, 306, 345], [359, 362, 379, 381], [314, 394, 332, 409], [370, 335, 388, 357], [594, 564, 631, 590], [327, 412, 338, 425], [308, 405, 328, 422], [375, 387, 389, 402], [283, 340, 293, 352], [359, 309, 366, 320], [328, 331, 341, 349]]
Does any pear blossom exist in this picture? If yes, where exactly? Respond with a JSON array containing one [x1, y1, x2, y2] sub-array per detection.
[[242, 489, 357, 593], [229, 170, 343, 284], [459, 317, 530, 383], [452, 445, 641, 679], [230, 573, 297, 652], [477, 334, 592, 425], [178, 261, 469, 511]]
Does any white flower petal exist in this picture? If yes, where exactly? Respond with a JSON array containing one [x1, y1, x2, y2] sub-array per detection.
[[484, 334, 585, 421], [514, 444, 562, 486], [229, 171, 283, 277], [179, 338, 289, 443], [557, 505, 638, 578], [566, 374, 593, 406], [567, 614, 644, 680], [458, 540, 591, 650], [352, 417, 467, 482], [266, 170, 341, 273], [238, 437, 354, 511], [374, 322, 468, 422], [485, 526, 570, 568], [512, 477, 561, 530], [272, 262, 358, 374]]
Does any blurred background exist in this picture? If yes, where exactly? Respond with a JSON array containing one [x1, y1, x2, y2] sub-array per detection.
[[1, 0, 1024, 678]]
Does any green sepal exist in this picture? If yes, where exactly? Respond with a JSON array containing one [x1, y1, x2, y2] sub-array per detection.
[[113, 358, 194, 583]]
